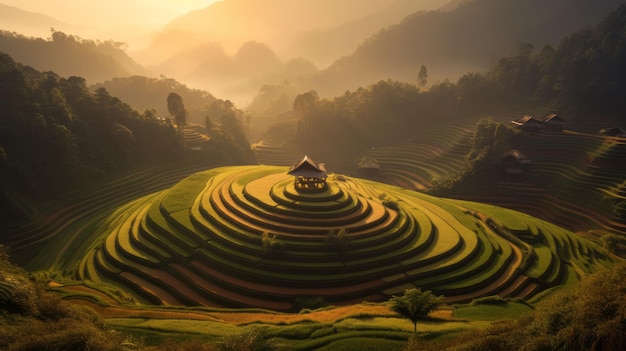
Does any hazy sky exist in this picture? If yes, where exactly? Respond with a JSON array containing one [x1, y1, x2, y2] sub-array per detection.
[[2, 0, 220, 28]]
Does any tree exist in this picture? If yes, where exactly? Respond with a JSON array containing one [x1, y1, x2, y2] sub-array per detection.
[[167, 92, 186, 129], [389, 288, 444, 333], [293, 91, 318, 131], [261, 232, 284, 255], [325, 228, 350, 254], [417, 65, 428, 87], [204, 114, 212, 132]]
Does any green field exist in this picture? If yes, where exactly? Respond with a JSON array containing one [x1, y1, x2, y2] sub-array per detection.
[[4, 162, 616, 350], [10, 164, 611, 311]]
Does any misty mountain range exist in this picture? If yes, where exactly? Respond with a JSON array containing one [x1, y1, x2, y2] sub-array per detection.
[[0, 0, 623, 107], [0, 3, 76, 38]]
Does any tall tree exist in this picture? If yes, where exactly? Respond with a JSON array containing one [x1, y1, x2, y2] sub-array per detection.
[[167, 92, 186, 129], [293, 91, 318, 131], [417, 65, 428, 87], [389, 288, 444, 334]]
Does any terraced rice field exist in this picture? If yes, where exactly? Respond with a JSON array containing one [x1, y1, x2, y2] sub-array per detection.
[[58, 165, 613, 310], [456, 126, 626, 235], [357, 119, 476, 191]]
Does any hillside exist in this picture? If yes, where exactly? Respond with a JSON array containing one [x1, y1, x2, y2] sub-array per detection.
[[253, 4, 626, 238], [244, 0, 625, 124], [92, 75, 223, 125], [0, 52, 254, 228], [8, 164, 611, 311], [0, 3, 75, 38], [134, 0, 450, 67], [131, 0, 450, 104], [148, 40, 313, 105], [314, 0, 625, 97], [0, 30, 149, 84]]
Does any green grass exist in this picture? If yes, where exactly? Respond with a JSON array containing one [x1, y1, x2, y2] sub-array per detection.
[[453, 301, 534, 321], [313, 337, 405, 351], [106, 312, 494, 351], [14, 164, 615, 311]]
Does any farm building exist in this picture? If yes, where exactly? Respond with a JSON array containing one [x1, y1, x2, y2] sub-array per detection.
[[543, 113, 565, 131], [599, 126, 626, 137], [288, 155, 328, 191], [511, 115, 544, 132], [502, 150, 531, 175], [355, 156, 381, 178]]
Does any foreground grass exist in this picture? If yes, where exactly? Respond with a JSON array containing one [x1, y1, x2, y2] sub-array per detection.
[[91, 301, 495, 350], [453, 301, 534, 321]]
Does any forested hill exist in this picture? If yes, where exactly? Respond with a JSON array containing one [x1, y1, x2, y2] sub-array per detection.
[[0, 31, 149, 84], [315, 0, 624, 96], [0, 53, 179, 223], [455, 3, 626, 116], [138, 0, 449, 67], [0, 53, 254, 228], [93, 76, 224, 126], [0, 3, 75, 38], [260, 4, 626, 169]]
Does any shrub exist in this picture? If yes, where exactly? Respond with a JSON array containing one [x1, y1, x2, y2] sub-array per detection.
[[471, 295, 508, 305], [0, 246, 130, 351], [147, 340, 217, 351], [293, 297, 330, 312], [528, 261, 626, 350], [0, 275, 38, 316], [334, 174, 347, 182], [218, 329, 283, 351], [382, 200, 400, 211], [2, 318, 126, 351]]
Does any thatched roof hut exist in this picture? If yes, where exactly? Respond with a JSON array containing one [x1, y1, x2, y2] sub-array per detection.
[[288, 156, 327, 178], [288, 156, 328, 191]]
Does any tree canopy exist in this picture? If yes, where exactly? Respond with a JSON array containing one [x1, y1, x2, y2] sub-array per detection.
[[167, 92, 187, 128], [0, 52, 180, 226], [389, 288, 444, 333]]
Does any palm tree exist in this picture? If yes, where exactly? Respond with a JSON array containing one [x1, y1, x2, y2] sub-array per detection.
[[389, 288, 444, 333]]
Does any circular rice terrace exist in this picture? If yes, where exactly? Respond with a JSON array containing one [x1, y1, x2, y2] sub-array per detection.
[[72, 165, 613, 311]]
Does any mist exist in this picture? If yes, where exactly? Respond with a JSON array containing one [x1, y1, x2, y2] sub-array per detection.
[[0, 0, 621, 109]]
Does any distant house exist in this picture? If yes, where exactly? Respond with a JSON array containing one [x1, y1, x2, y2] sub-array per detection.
[[501, 150, 531, 175], [355, 156, 381, 178], [599, 126, 626, 138], [543, 113, 565, 131], [511, 115, 544, 132], [287, 155, 328, 191]]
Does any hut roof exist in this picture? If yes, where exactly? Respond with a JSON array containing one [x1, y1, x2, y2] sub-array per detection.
[[544, 113, 564, 123], [511, 115, 543, 126], [288, 156, 327, 178], [599, 126, 626, 137]]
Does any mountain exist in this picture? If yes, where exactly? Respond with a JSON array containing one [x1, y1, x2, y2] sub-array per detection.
[[132, 0, 451, 67], [313, 0, 625, 97], [0, 3, 76, 38], [130, 0, 451, 105], [135, 0, 390, 65], [286, 0, 455, 67], [0, 30, 150, 84]]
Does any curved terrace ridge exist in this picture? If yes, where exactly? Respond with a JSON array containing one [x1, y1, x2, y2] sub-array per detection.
[[74, 165, 614, 310]]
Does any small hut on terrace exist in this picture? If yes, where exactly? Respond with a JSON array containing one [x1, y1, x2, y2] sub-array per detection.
[[511, 115, 544, 132], [543, 113, 565, 131], [599, 126, 626, 138], [355, 156, 381, 178], [288, 156, 328, 191], [502, 150, 531, 175]]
